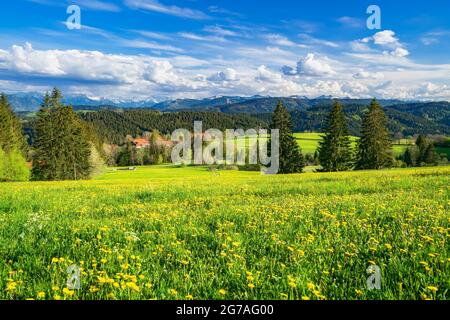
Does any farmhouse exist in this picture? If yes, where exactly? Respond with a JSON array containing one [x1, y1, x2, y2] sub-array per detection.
[[132, 137, 175, 149], [132, 138, 150, 149]]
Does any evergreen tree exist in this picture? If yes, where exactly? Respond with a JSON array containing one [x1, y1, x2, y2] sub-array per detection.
[[424, 143, 436, 164], [0, 93, 29, 181], [402, 135, 438, 167], [0, 94, 27, 154], [355, 99, 393, 170], [270, 101, 304, 174], [32, 88, 92, 181], [317, 100, 353, 171], [403, 147, 415, 167]]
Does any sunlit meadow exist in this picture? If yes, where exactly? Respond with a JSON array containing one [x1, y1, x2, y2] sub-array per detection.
[[0, 165, 448, 300]]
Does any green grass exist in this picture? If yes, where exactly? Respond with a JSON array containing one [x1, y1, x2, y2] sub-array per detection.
[[294, 133, 413, 156], [0, 165, 448, 300], [226, 132, 449, 158]]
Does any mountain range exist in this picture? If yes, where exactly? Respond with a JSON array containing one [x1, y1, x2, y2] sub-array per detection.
[[10, 92, 450, 137], [7, 92, 412, 112]]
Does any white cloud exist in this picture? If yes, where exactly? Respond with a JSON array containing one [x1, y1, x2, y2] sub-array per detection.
[[354, 30, 409, 57], [264, 34, 308, 48], [0, 43, 188, 87], [283, 53, 335, 77], [372, 30, 399, 46], [124, 0, 210, 20], [131, 30, 171, 40], [27, 0, 121, 12], [121, 40, 183, 53], [387, 47, 409, 57], [337, 16, 364, 29], [207, 68, 238, 82], [178, 32, 226, 43], [298, 34, 339, 48], [75, 0, 121, 12], [353, 70, 384, 80], [203, 26, 239, 37]]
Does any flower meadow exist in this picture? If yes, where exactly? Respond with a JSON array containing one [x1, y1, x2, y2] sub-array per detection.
[[0, 165, 448, 300]]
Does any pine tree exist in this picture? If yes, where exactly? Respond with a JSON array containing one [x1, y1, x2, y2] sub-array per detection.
[[403, 147, 415, 167], [32, 88, 91, 181], [423, 143, 437, 165], [0, 94, 27, 154], [270, 101, 304, 174], [0, 93, 29, 181], [355, 99, 393, 170], [317, 100, 353, 171]]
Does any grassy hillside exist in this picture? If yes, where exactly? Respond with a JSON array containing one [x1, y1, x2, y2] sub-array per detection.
[[0, 165, 448, 300]]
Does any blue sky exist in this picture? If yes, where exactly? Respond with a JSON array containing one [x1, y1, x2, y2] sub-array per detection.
[[0, 0, 450, 100]]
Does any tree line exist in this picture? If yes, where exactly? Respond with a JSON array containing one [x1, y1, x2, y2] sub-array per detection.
[[274, 99, 445, 174]]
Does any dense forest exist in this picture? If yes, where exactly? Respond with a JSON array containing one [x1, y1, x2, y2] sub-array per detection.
[[23, 110, 267, 145], [254, 103, 450, 137]]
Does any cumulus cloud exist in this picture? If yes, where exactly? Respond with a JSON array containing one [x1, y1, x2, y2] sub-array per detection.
[[0, 43, 188, 87], [283, 53, 335, 77], [207, 68, 238, 82], [372, 30, 399, 46], [387, 47, 409, 57], [356, 30, 409, 57]]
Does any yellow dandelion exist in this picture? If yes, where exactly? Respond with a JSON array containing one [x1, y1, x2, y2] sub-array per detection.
[[169, 289, 178, 296], [126, 282, 140, 292], [218, 289, 226, 296], [307, 282, 315, 290], [63, 288, 74, 297], [427, 286, 438, 293], [89, 286, 100, 293]]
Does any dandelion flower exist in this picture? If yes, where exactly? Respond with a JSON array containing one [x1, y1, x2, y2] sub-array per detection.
[[218, 289, 226, 296], [427, 286, 438, 293]]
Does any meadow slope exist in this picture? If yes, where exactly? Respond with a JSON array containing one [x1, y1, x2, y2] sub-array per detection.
[[0, 166, 448, 300]]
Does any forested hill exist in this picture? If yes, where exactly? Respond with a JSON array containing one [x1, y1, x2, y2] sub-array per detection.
[[19, 99, 450, 144], [278, 102, 450, 137], [79, 110, 267, 144], [78, 102, 450, 143]]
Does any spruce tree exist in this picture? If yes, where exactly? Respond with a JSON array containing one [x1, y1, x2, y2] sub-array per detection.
[[0, 94, 27, 154], [317, 100, 353, 171], [0, 94, 29, 181], [32, 88, 91, 181], [403, 147, 415, 167], [355, 99, 393, 170], [270, 101, 304, 174]]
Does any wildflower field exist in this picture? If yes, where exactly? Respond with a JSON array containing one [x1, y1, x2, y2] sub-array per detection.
[[0, 165, 448, 300]]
